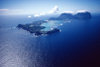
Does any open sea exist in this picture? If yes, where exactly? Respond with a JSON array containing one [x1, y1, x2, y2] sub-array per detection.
[[0, 14, 100, 67]]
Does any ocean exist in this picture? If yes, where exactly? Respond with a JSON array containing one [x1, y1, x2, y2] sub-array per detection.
[[0, 14, 100, 67]]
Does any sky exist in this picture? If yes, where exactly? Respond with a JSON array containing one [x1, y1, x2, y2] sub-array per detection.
[[0, 0, 100, 15]]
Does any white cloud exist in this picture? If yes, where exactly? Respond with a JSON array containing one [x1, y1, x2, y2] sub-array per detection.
[[34, 5, 59, 17], [63, 10, 89, 14], [34, 13, 46, 17], [0, 9, 8, 11], [28, 15, 32, 18], [63, 11, 74, 14], [49, 5, 59, 14], [0, 9, 26, 15], [34, 14, 40, 17], [0, 9, 9, 15], [76, 10, 88, 13]]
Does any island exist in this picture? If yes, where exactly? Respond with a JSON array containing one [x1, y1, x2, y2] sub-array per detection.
[[49, 11, 92, 20], [17, 11, 91, 36], [17, 20, 60, 36]]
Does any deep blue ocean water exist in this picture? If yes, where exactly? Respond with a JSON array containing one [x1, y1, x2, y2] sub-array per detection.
[[0, 14, 100, 67]]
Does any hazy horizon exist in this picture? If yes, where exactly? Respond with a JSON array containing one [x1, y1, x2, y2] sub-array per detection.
[[0, 0, 100, 15]]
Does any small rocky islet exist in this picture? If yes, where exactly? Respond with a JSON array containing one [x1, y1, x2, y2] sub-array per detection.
[[17, 11, 92, 36]]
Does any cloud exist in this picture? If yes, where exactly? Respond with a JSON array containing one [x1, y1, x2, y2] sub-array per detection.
[[49, 5, 59, 14], [63, 10, 89, 14], [33, 7, 89, 18], [76, 10, 88, 13], [34, 13, 46, 17], [0, 9, 29, 15], [34, 5, 59, 17], [34, 14, 40, 17], [0, 9, 9, 15], [28, 15, 32, 18], [63, 11, 74, 14], [0, 9, 8, 11]]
